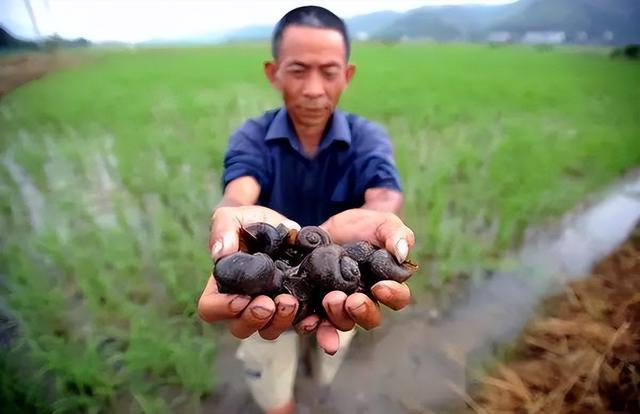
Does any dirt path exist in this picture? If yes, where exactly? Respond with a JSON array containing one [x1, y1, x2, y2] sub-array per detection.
[[0, 51, 85, 97]]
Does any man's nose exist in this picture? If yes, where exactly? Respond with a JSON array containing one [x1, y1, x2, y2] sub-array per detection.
[[302, 72, 324, 99]]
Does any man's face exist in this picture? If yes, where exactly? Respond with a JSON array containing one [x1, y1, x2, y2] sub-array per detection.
[[265, 25, 356, 129]]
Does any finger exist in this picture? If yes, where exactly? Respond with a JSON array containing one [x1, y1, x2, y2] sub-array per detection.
[[295, 314, 321, 335], [316, 320, 340, 355], [376, 219, 415, 263], [371, 280, 411, 311], [229, 295, 276, 339], [258, 294, 298, 340], [197, 276, 251, 322], [209, 208, 241, 261], [322, 291, 355, 331], [345, 293, 381, 331]]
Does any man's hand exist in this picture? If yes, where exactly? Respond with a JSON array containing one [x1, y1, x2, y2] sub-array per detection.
[[198, 206, 301, 341], [295, 208, 416, 355]]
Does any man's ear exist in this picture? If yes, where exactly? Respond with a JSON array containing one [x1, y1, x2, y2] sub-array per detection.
[[345, 63, 356, 84], [264, 60, 281, 90]]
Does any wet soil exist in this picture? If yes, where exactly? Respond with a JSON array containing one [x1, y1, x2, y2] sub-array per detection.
[[468, 225, 640, 414]]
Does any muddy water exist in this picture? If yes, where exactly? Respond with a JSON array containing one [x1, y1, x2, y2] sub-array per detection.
[[209, 171, 640, 414]]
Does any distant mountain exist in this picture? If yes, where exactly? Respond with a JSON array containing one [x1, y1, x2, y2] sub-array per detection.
[[372, 0, 639, 44], [139, 0, 640, 46], [1, 26, 90, 51], [346, 10, 401, 36], [143, 32, 225, 46], [223, 10, 400, 42], [0, 26, 37, 50], [372, 4, 524, 41], [490, 0, 640, 44], [373, 11, 460, 41], [224, 25, 273, 42]]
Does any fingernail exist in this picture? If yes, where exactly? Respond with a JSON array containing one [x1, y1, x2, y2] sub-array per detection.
[[250, 306, 272, 320], [211, 241, 222, 259], [229, 296, 251, 313], [372, 286, 392, 302], [223, 232, 236, 251], [395, 239, 409, 263], [277, 303, 296, 316], [348, 298, 366, 316]]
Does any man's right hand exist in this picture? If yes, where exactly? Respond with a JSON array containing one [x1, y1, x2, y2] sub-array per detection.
[[198, 205, 301, 341]]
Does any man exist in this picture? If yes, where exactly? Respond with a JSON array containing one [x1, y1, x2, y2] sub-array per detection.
[[198, 6, 416, 414]]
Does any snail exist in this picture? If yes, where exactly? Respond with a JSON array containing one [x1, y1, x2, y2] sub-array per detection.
[[212, 222, 419, 323]]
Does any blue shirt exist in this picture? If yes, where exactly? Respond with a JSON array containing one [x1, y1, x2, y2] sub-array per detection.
[[222, 107, 402, 227]]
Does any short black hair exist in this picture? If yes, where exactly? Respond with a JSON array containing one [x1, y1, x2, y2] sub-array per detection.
[[271, 5, 351, 61]]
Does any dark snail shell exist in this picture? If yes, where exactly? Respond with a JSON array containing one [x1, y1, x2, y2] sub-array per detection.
[[300, 245, 361, 293], [239, 223, 284, 256], [343, 240, 377, 264], [276, 223, 298, 246], [296, 226, 332, 252], [367, 249, 419, 284], [214, 252, 282, 296]]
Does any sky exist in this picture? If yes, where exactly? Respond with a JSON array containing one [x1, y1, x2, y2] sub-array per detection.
[[2, 0, 517, 43]]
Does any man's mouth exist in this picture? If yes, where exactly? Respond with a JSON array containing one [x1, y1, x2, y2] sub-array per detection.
[[300, 106, 325, 112]]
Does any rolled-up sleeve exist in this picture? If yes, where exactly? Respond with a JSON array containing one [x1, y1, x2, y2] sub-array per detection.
[[354, 121, 403, 195], [222, 130, 270, 190]]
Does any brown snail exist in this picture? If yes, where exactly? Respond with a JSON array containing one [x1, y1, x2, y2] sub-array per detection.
[[212, 222, 419, 323]]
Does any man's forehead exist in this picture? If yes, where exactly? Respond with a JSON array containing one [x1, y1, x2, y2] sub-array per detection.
[[277, 25, 347, 62]]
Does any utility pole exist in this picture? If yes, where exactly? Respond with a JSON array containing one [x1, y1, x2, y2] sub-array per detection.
[[43, 0, 57, 37], [23, 0, 42, 39]]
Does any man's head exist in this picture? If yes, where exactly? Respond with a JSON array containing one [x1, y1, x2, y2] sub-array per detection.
[[264, 6, 356, 131]]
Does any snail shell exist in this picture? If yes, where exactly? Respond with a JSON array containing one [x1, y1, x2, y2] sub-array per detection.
[[300, 245, 361, 293], [239, 223, 284, 256], [296, 226, 332, 252], [367, 249, 419, 284], [214, 252, 283, 296], [343, 240, 377, 264]]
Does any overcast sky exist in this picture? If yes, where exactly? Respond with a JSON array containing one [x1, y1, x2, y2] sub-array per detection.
[[2, 0, 517, 43]]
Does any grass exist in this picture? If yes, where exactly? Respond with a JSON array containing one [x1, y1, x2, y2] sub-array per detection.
[[0, 42, 639, 412]]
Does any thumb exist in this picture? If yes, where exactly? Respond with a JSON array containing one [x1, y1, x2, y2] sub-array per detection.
[[211, 230, 239, 261], [386, 237, 409, 263], [378, 221, 415, 263], [209, 208, 242, 261]]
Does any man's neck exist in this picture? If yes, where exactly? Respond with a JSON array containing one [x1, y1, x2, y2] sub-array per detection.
[[293, 123, 325, 158]]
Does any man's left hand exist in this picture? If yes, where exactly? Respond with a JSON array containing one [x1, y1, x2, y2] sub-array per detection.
[[294, 208, 416, 355]]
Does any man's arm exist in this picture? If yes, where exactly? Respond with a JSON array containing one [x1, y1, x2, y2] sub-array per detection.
[[362, 187, 403, 214], [216, 176, 261, 208]]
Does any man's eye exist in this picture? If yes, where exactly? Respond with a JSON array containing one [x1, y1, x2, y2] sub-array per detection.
[[288, 68, 306, 77], [324, 71, 338, 80]]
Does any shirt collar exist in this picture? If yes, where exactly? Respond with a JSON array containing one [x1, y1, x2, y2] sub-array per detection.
[[265, 107, 352, 153]]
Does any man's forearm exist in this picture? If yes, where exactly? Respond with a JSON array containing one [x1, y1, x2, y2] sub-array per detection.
[[215, 176, 261, 209], [362, 187, 403, 214], [216, 195, 250, 209]]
